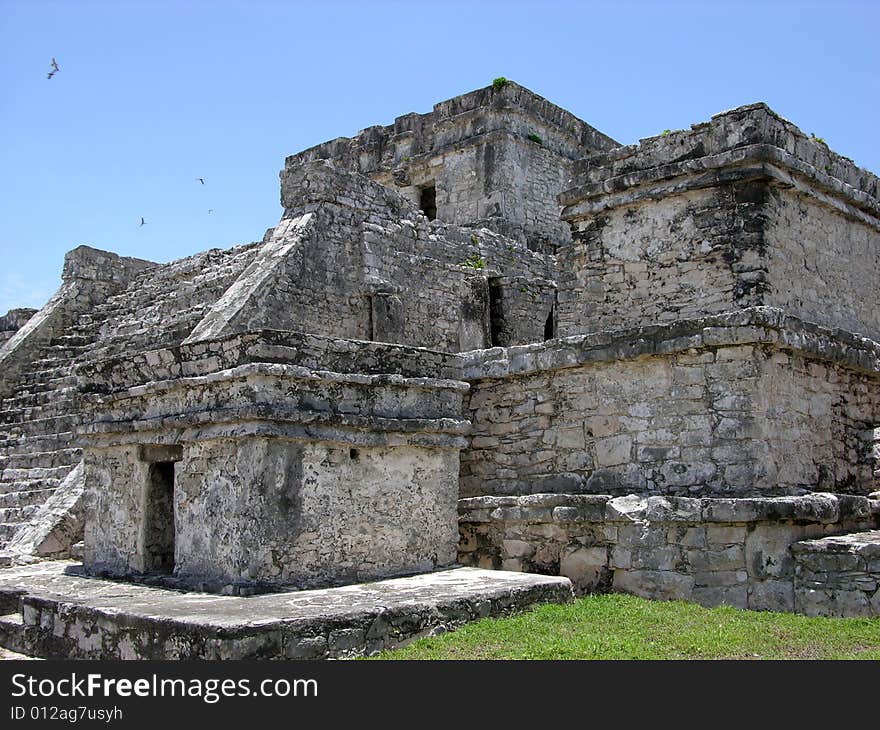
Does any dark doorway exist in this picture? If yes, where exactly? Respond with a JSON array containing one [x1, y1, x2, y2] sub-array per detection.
[[144, 461, 175, 573], [488, 278, 509, 347], [366, 295, 375, 340], [419, 184, 437, 221], [544, 306, 555, 341]]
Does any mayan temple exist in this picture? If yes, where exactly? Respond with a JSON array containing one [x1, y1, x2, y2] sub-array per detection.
[[0, 81, 877, 659]]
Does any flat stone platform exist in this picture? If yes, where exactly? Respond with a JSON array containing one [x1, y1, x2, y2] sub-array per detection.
[[0, 562, 573, 659]]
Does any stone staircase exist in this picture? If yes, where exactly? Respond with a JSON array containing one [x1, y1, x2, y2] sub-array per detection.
[[0, 242, 261, 556], [87, 243, 260, 360], [0, 331, 91, 549]]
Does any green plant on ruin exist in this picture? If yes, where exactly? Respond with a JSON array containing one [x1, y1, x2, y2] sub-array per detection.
[[661, 129, 672, 136], [811, 133, 828, 147], [492, 77, 508, 90], [527, 133, 543, 145], [459, 254, 487, 270]]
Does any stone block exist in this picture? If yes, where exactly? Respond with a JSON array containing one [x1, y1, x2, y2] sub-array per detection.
[[613, 569, 695, 601], [705, 525, 747, 545], [666, 526, 706, 548], [560, 546, 609, 593], [748, 579, 795, 612], [795, 587, 871, 618], [606, 494, 647, 520], [692, 570, 747, 587], [646, 496, 702, 522], [691, 585, 748, 609], [502, 539, 535, 558], [595, 435, 632, 467], [283, 635, 328, 659], [630, 545, 681, 571], [687, 545, 746, 572]]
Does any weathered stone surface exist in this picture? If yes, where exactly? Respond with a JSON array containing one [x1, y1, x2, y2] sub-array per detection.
[[1, 83, 878, 630], [0, 561, 573, 659], [461, 313, 880, 498], [558, 103, 880, 343], [791, 531, 880, 616], [459, 493, 878, 614]]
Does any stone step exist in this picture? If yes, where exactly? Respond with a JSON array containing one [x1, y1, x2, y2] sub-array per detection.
[[0, 613, 28, 656], [48, 334, 91, 347], [0, 448, 80, 471], [0, 523, 22, 541], [0, 401, 78, 424], [0, 487, 58, 509], [0, 413, 78, 437], [0, 386, 77, 409], [12, 376, 77, 394], [0, 477, 62, 497], [0, 431, 75, 454], [0, 464, 72, 483], [0, 505, 40, 524]]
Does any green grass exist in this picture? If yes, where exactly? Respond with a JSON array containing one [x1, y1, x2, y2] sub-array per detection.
[[368, 593, 880, 660]]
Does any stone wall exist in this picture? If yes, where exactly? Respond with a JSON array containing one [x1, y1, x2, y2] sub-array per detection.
[[458, 492, 880, 612], [460, 308, 880, 498], [764, 186, 880, 339], [284, 81, 619, 253], [557, 103, 880, 341], [266, 160, 556, 351]]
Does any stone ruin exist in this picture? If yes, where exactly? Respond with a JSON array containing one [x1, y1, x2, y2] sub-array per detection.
[[0, 81, 878, 653]]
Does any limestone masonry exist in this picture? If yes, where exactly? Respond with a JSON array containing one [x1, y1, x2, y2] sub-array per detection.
[[0, 81, 878, 657]]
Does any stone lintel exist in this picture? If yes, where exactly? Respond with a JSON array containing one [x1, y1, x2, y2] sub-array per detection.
[[460, 306, 880, 380], [138, 444, 183, 463]]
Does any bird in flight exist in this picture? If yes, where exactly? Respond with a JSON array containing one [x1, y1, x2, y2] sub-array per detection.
[[196, 178, 205, 185], [47, 58, 59, 80], [208, 209, 213, 214], [139, 217, 146, 226]]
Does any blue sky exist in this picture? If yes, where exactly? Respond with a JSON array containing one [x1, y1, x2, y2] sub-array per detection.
[[1, 0, 877, 313]]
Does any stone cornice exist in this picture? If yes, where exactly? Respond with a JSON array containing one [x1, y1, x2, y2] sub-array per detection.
[[560, 102, 879, 227], [458, 492, 879, 524], [77, 328, 464, 395], [460, 307, 880, 380]]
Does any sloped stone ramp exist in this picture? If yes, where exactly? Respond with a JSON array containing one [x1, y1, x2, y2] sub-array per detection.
[[0, 562, 572, 659]]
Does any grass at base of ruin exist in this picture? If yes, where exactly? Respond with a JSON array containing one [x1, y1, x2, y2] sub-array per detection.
[[367, 593, 880, 660]]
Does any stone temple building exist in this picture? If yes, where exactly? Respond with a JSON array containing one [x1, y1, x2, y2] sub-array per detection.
[[0, 81, 878, 645]]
